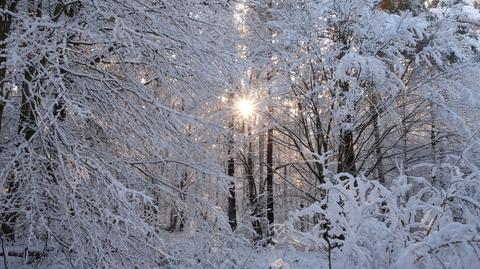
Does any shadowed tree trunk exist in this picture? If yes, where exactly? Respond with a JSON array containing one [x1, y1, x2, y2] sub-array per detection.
[[266, 117, 274, 236], [0, 0, 19, 136], [373, 112, 385, 183], [227, 116, 237, 231], [380, 0, 406, 11], [1, 0, 71, 241], [1, 1, 39, 239], [371, 92, 385, 184], [169, 171, 186, 232], [337, 126, 356, 175], [337, 81, 356, 175], [1, 45, 38, 242], [244, 124, 262, 239]]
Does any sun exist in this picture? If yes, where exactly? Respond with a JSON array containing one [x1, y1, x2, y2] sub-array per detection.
[[235, 98, 255, 118]]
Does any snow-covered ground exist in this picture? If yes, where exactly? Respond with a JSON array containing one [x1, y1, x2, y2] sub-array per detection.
[[256, 245, 327, 269]]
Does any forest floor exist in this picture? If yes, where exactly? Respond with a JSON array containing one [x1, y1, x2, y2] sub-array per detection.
[[255, 245, 327, 269]]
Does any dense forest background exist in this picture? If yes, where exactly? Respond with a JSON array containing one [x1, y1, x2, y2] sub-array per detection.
[[0, 0, 480, 268]]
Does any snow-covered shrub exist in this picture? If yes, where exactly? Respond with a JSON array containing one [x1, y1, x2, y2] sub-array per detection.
[[277, 163, 480, 268]]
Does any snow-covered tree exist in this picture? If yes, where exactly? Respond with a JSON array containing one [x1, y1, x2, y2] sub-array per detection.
[[1, 0, 479, 268], [0, 0, 253, 267]]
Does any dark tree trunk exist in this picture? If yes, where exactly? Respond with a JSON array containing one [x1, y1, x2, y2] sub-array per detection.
[[373, 113, 385, 183], [2, 0, 44, 240], [0, 91, 8, 136], [244, 125, 262, 239], [169, 171, 186, 232], [17, 66, 37, 140], [178, 172, 186, 231], [0, 0, 19, 136], [2, 62, 38, 240], [371, 95, 385, 184], [336, 80, 356, 175], [266, 124, 274, 236], [379, 0, 406, 11], [337, 127, 356, 175], [227, 119, 237, 231]]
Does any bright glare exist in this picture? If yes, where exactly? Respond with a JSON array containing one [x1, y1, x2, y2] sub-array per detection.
[[236, 98, 255, 118]]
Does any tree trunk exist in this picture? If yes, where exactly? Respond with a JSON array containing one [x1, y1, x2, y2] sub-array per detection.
[[243, 124, 263, 239], [336, 79, 356, 175], [373, 112, 385, 183], [371, 92, 385, 184], [380, 0, 406, 11], [227, 118, 237, 231], [17, 66, 37, 140], [178, 171, 186, 231], [2, 57, 38, 241], [0, 0, 19, 136], [258, 132, 265, 196], [2, 0, 43, 240], [169, 171, 186, 232], [266, 122, 274, 236], [338, 127, 356, 175]]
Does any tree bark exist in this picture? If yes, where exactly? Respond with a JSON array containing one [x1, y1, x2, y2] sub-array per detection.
[[266, 121, 274, 236], [371, 92, 385, 184], [227, 118, 237, 231], [0, 0, 19, 136], [337, 121, 356, 175], [245, 125, 262, 238], [2, 0, 43, 240], [373, 112, 385, 183]]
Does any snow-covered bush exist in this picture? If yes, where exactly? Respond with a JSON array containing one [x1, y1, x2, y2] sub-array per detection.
[[277, 162, 480, 268]]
